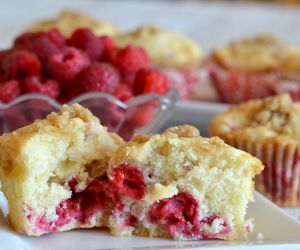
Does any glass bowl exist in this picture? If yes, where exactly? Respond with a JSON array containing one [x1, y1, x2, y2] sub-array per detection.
[[0, 89, 179, 140]]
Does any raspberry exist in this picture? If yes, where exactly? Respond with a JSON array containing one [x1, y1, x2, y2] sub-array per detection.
[[129, 106, 154, 128], [28, 36, 60, 68], [76, 180, 109, 223], [110, 45, 149, 83], [149, 192, 199, 238], [134, 68, 169, 95], [14, 31, 40, 48], [99, 35, 116, 61], [48, 47, 90, 83], [47, 28, 66, 48], [109, 164, 146, 202], [81, 62, 120, 93], [113, 83, 133, 102], [68, 28, 103, 61], [2, 50, 41, 80], [23, 76, 60, 99], [0, 49, 12, 74], [15, 29, 65, 49], [0, 80, 21, 103]]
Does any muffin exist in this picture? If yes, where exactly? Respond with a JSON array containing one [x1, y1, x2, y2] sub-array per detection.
[[28, 10, 119, 37], [107, 125, 263, 240], [115, 25, 203, 99], [208, 34, 300, 104], [209, 94, 300, 207], [0, 104, 123, 236]]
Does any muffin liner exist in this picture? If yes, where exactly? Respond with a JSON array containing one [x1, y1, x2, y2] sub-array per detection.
[[209, 62, 300, 104], [225, 138, 300, 207]]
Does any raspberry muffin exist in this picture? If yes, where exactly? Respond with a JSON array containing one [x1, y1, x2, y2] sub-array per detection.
[[115, 25, 203, 99], [208, 34, 300, 104], [209, 94, 300, 207], [0, 104, 123, 236], [107, 125, 263, 240], [28, 10, 119, 37]]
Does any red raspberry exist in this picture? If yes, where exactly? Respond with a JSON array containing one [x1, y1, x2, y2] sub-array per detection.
[[14, 31, 40, 48], [14, 29, 65, 49], [0, 49, 12, 74], [113, 83, 133, 102], [46, 28, 66, 48], [2, 50, 41, 80], [134, 68, 169, 95], [99, 35, 116, 61], [23, 76, 60, 99], [129, 106, 154, 128], [0, 80, 21, 103], [109, 164, 146, 202], [81, 62, 120, 93], [28, 36, 61, 68], [68, 28, 103, 61], [149, 192, 199, 238], [48, 47, 90, 83], [110, 45, 149, 82]]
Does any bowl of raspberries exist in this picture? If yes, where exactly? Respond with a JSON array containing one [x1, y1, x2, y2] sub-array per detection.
[[0, 28, 178, 140]]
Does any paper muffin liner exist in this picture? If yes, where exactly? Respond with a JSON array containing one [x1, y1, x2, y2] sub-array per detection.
[[225, 138, 300, 207], [208, 62, 300, 105]]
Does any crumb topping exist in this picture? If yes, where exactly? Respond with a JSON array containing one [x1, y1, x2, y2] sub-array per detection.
[[209, 94, 300, 142], [212, 34, 300, 72]]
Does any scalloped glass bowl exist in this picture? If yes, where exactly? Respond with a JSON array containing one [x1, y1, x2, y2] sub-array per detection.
[[0, 89, 179, 140]]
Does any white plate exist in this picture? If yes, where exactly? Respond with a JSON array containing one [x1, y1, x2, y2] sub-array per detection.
[[0, 191, 299, 250], [1, 1, 300, 249]]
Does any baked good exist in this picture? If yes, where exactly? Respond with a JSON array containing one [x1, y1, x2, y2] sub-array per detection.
[[208, 34, 300, 104], [209, 94, 300, 206], [27, 10, 119, 37], [107, 125, 263, 240], [115, 25, 203, 99], [115, 25, 202, 69], [0, 104, 123, 236]]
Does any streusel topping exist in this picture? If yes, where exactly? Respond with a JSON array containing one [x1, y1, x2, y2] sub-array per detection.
[[212, 34, 300, 73], [209, 94, 300, 142]]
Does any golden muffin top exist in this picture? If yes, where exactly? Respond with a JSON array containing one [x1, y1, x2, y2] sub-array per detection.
[[209, 94, 300, 143], [212, 34, 300, 73]]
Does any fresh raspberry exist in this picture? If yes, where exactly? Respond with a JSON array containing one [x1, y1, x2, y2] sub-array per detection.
[[48, 47, 90, 83], [134, 68, 169, 95], [149, 192, 199, 238], [46, 28, 66, 48], [14, 29, 65, 48], [62, 83, 85, 101], [14, 31, 40, 48], [0, 80, 21, 103], [23, 76, 60, 98], [113, 83, 133, 102], [109, 45, 149, 83], [129, 106, 154, 128], [2, 50, 41, 80], [27, 35, 61, 68], [99, 35, 116, 61], [109, 164, 146, 203], [81, 62, 120, 93], [68, 28, 103, 61], [0, 49, 12, 74]]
